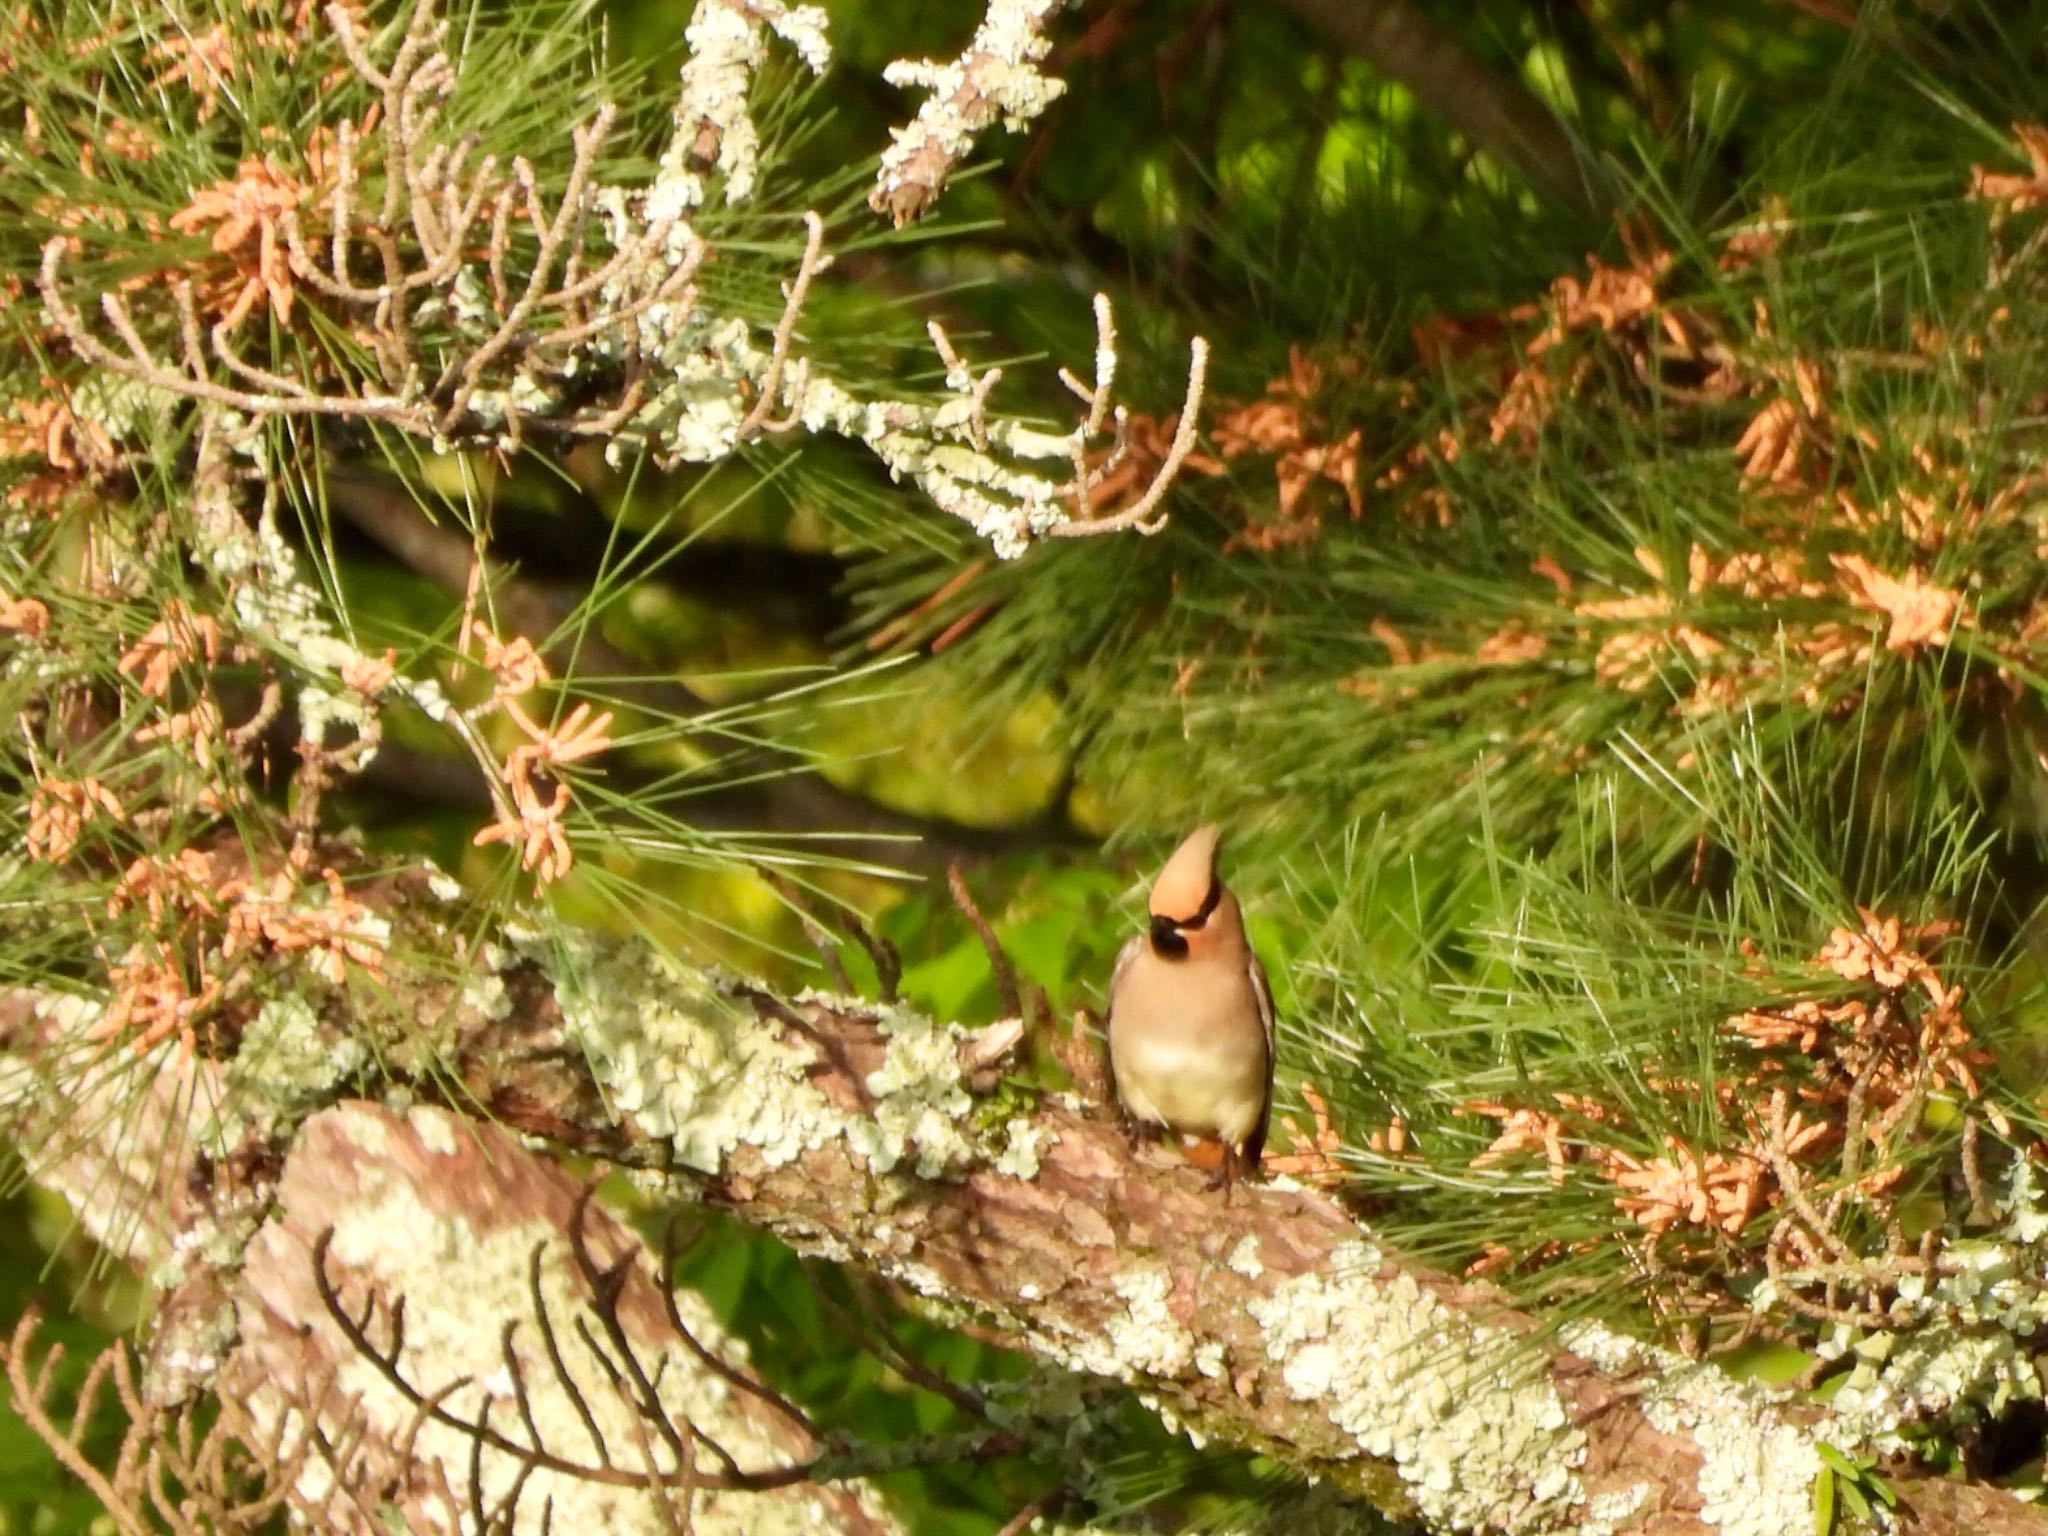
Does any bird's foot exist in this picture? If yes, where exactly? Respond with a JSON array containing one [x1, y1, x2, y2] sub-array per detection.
[[1116, 1109, 1152, 1155], [1205, 1150, 1237, 1204]]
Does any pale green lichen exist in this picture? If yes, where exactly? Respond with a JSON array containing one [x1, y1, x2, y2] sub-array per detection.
[[670, 0, 828, 208], [69, 372, 180, 445], [617, 312, 1087, 558], [547, 939, 1035, 1185], [1098, 1264, 1197, 1379], [548, 933, 834, 1172], [293, 680, 373, 757], [829, 995, 1040, 1181], [1561, 1320, 1821, 1536], [1226, 1234, 1265, 1279], [993, 1115, 1044, 1178], [1736, 1160, 2048, 1460], [619, 318, 754, 466], [794, 373, 1078, 558], [463, 968, 513, 1023], [1802, 1240, 2048, 1452], [458, 938, 515, 1023], [846, 999, 978, 1178], [150, 1209, 247, 1293], [145, 1289, 239, 1409], [1576, 1483, 1653, 1536], [283, 1103, 875, 1536], [1246, 1242, 1584, 1534], [873, 0, 1070, 208], [2008, 1157, 2048, 1242], [240, 992, 366, 1098], [199, 993, 366, 1152]]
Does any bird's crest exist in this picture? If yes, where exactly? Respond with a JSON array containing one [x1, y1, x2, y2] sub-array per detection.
[[1149, 825, 1222, 921]]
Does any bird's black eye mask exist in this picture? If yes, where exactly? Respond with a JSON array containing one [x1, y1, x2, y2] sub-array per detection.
[[1149, 875, 1223, 958]]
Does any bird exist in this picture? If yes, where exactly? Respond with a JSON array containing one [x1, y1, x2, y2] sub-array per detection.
[[1106, 825, 1274, 1194]]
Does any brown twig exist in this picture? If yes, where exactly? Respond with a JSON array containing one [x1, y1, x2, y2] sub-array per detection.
[[758, 867, 854, 992], [4, 1313, 152, 1536], [994, 1484, 1068, 1536], [1962, 1114, 1997, 1228], [808, 1268, 991, 1423], [1052, 1006, 1114, 1110], [1763, 1089, 1860, 1269], [1047, 336, 1209, 538], [734, 211, 831, 442], [659, 1218, 825, 1451], [947, 862, 1023, 1020]]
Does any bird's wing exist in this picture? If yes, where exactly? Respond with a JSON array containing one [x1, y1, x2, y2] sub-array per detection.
[[1103, 932, 1146, 1119], [1245, 949, 1277, 1165], [1248, 950, 1276, 1059], [1106, 931, 1144, 1021]]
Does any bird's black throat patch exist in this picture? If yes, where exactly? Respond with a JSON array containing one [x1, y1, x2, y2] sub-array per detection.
[[1149, 915, 1190, 958]]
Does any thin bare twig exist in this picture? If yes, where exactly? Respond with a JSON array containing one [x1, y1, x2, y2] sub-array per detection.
[[735, 211, 831, 441], [659, 1219, 825, 1452], [1047, 335, 1209, 538], [994, 1484, 1068, 1536], [809, 1269, 991, 1423], [4, 1313, 153, 1536], [947, 862, 1023, 1020], [756, 867, 854, 992]]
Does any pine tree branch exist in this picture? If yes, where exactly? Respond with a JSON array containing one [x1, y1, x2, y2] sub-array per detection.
[[6, 874, 2044, 1536], [869, 0, 1077, 226], [323, 470, 1089, 875], [1274, 0, 1607, 218], [0, 1026, 905, 1532]]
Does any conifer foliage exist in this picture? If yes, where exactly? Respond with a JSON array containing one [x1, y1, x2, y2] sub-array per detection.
[[11, 1, 2048, 1533]]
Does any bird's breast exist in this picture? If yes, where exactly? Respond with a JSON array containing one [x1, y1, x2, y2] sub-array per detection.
[[1108, 952, 1267, 1144]]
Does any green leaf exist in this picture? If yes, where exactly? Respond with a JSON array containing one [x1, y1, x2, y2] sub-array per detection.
[[899, 939, 995, 1022], [1840, 1476, 1871, 1523], [1816, 1442, 1859, 1478], [1001, 910, 1081, 1004], [679, 1231, 753, 1321]]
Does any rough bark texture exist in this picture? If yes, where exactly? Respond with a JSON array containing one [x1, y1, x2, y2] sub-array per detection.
[[1, 990, 901, 1536], [5, 886, 2047, 1536], [230, 1102, 896, 1536]]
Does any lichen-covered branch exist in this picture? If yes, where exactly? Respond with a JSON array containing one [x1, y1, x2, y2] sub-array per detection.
[[0, 989, 907, 1534], [28, 0, 1208, 559], [7, 881, 2047, 1536], [868, 0, 1077, 227]]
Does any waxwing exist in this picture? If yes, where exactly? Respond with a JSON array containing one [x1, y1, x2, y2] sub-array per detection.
[[1106, 826, 1274, 1192]]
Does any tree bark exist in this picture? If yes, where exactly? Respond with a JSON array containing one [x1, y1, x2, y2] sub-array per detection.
[[4, 884, 2044, 1536], [1276, 0, 1607, 219]]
